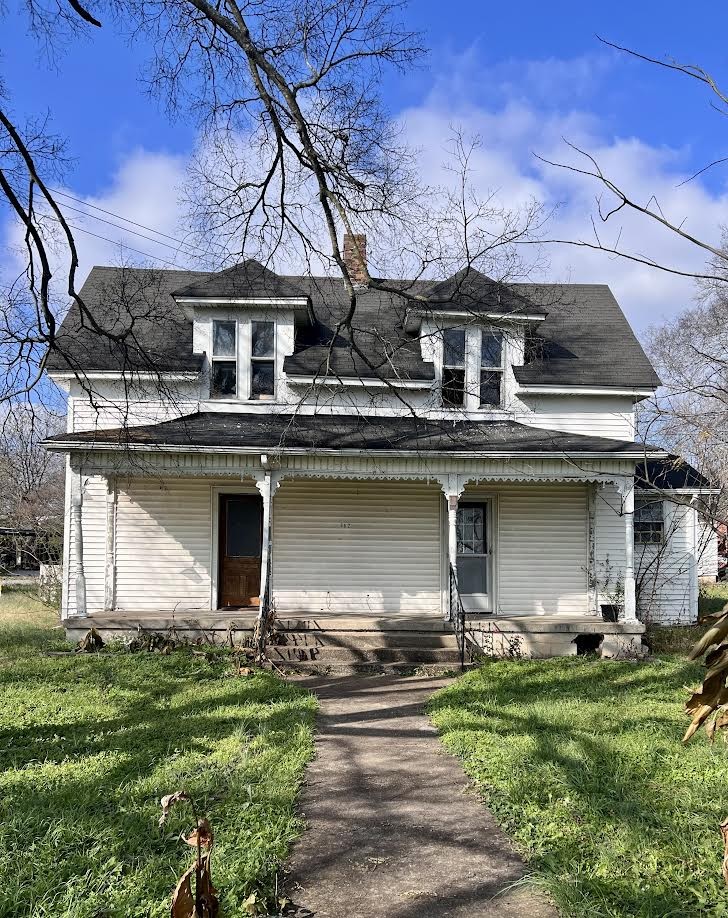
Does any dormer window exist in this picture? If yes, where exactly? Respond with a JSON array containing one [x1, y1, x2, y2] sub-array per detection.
[[442, 328, 466, 407], [480, 329, 504, 407], [211, 320, 237, 398], [250, 320, 275, 400]]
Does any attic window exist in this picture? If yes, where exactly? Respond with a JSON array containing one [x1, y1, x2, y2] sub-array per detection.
[[211, 320, 237, 398], [442, 328, 465, 407], [250, 320, 275, 400], [480, 329, 503, 407]]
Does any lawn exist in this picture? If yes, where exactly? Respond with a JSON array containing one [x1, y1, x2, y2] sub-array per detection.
[[0, 585, 316, 918], [430, 654, 728, 917]]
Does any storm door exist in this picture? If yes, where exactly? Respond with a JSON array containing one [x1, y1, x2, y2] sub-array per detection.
[[456, 501, 492, 612]]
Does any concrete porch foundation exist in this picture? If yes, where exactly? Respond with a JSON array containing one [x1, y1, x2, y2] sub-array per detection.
[[64, 612, 646, 663]]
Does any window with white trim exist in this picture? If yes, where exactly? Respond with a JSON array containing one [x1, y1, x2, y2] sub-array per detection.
[[442, 328, 465, 407], [250, 320, 275, 400], [211, 320, 237, 398], [480, 328, 504, 407], [634, 495, 664, 544]]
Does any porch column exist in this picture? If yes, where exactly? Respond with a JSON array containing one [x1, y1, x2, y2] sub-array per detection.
[[104, 477, 117, 612], [440, 475, 463, 620], [255, 463, 279, 618], [71, 470, 87, 618], [623, 477, 637, 622]]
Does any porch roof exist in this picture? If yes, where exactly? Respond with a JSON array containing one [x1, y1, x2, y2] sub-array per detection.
[[45, 411, 664, 459]]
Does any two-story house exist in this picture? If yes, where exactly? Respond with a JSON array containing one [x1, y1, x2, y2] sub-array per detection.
[[44, 235, 713, 663]]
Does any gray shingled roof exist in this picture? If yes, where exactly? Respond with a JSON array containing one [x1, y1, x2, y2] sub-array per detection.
[[45, 264, 660, 389], [172, 260, 309, 300], [512, 284, 661, 389], [424, 268, 549, 318], [45, 267, 207, 373], [46, 410, 662, 456]]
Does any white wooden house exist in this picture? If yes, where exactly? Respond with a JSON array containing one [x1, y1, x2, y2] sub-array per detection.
[[44, 237, 714, 662]]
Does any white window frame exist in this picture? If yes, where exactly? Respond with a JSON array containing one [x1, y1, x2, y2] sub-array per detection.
[[634, 493, 665, 545], [248, 319, 277, 401], [478, 326, 505, 410], [210, 318, 238, 399], [441, 326, 467, 408]]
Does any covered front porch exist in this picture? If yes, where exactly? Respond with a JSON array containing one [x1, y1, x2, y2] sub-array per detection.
[[54, 441, 647, 660]]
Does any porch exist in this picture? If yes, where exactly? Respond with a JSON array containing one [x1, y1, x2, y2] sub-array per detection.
[[57, 445, 646, 661]]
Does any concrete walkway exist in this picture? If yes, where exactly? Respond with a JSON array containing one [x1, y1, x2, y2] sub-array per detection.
[[284, 675, 557, 917]]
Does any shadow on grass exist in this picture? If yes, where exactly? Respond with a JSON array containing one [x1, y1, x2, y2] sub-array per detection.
[[429, 658, 728, 918], [0, 630, 316, 918]]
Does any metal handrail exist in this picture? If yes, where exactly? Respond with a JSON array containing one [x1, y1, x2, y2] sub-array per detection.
[[449, 562, 468, 670]]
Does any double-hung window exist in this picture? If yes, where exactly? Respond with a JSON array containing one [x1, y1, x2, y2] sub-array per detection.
[[442, 328, 466, 407], [480, 328, 504, 407], [250, 320, 275, 400], [634, 495, 664, 545], [211, 320, 237, 398]]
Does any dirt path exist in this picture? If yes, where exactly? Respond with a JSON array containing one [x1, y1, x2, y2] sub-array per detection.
[[284, 674, 557, 917]]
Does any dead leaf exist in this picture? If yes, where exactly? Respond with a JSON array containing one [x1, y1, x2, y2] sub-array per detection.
[[171, 864, 195, 918], [721, 818, 728, 887], [242, 892, 259, 915], [159, 791, 190, 827], [198, 852, 219, 917], [76, 627, 104, 653], [185, 818, 214, 849]]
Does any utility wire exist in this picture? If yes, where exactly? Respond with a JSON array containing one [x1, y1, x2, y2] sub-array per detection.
[[48, 186, 227, 257]]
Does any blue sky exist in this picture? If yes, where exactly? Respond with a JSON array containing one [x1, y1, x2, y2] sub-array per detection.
[[2, 0, 728, 331]]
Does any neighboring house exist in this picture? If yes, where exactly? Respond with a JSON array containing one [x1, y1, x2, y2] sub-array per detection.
[[43, 236, 713, 660]]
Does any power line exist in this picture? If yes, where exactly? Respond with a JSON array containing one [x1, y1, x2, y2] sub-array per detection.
[[44, 214, 190, 269], [48, 186, 227, 257], [55, 199, 204, 257]]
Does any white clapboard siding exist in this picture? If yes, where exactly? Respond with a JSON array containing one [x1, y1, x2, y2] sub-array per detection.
[[594, 482, 628, 610], [493, 484, 588, 614], [272, 480, 442, 616], [637, 501, 696, 624], [66, 475, 108, 616], [698, 519, 719, 579], [113, 478, 213, 612]]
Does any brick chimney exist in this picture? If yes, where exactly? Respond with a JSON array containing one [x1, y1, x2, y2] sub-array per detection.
[[343, 233, 368, 287]]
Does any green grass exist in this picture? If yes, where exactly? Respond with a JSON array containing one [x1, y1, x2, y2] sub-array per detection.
[[430, 657, 728, 917], [700, 581, 728, 619], [0, 586, 316, 917]]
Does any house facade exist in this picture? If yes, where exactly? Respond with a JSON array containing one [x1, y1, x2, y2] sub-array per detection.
[[44, 238, 712, 660]]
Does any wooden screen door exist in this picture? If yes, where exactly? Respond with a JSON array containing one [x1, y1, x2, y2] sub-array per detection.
[[218, 494, 263, 608]]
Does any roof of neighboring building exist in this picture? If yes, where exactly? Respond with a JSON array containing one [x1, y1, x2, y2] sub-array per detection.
[[45, 263, 660, 389], [46, 410, 663, 457]]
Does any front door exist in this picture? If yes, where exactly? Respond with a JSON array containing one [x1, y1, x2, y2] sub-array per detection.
[[456, 501, 492, 612], [218, 494, 263, 609]]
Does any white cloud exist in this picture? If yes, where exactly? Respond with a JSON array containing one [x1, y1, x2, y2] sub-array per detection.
[[400, 54, 728, 331], [2, 51, 725, 334], [1, 148, 196, 293]]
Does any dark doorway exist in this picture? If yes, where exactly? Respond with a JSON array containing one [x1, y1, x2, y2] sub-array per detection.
[[218, 494, 263, 608]]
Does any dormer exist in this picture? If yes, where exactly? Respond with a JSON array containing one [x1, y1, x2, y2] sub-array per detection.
[[409, 268, 548, 412], [172, 261, 310, 403]]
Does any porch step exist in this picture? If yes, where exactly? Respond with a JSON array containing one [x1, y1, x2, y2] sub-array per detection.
[[270, 630, 458, 651], [277, 661, 467, 677], [268, 645, 462, 664]]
